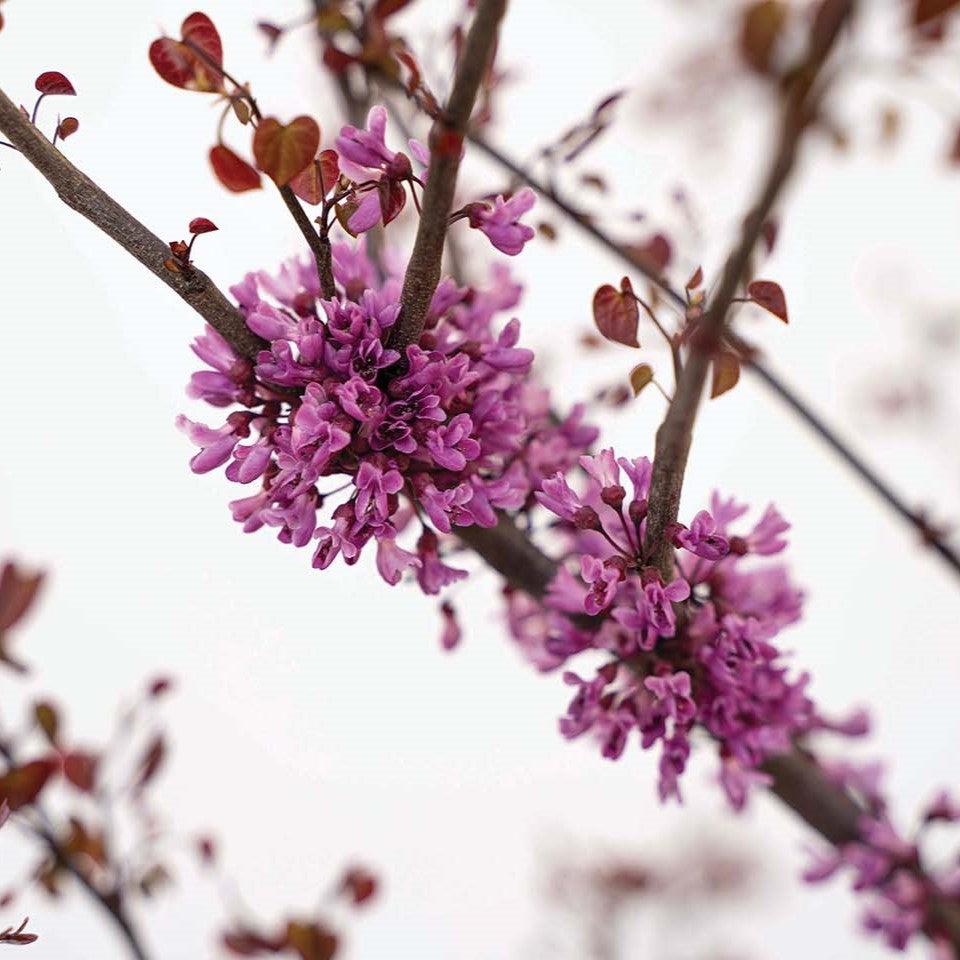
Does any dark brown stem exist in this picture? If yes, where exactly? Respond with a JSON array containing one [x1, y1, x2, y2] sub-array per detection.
[[642, 0, 855, 578], [278, 182, 331, 297], [0, 85, 264, 360], [388, 0, 508, 352]]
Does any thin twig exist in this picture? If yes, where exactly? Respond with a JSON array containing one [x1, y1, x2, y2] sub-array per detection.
[[388, 0, 508, 352], [642, 0, 856, 577], [0, 85, 264, 360]]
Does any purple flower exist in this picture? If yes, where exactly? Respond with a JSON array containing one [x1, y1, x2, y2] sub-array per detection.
[[670, 510, 729, 561], [644, 671, 696, 724], [375, 538, 420, 586], [176, 415, 241, 474], [467, 188, 537, 256], [355, 462, 405, 521], [439, 602, 461, 651], [580, 555, 625, 614], [426, 414, 481, 471]]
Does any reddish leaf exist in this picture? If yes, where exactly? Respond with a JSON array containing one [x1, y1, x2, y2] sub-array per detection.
[[33, 702, 59, 746], [592, 285, 639, 348], [340, 866, 378, 906], [747, 279, 789, 323], [134, 735, 166, 792], [0, 758, 58, 811], [711, 352, 741, 399], [289, 150, 339, 204], [188, 217, 218, 235], [377, 177, 407, 225], [169, 240, 190, 260], [629, 363, 654, 396], [56, 117, 79, 140], [35, 71, 76, 96], [630, 233, 672, 274], [685, 266, 703, 291], [149, 13, 224, 93], [223, 927, 286, 955], [913, 0, 960, 25], [253, 117, 321, 187], [62, 751, 99, 793], [210, 145, 262, 193], [181, 12, 223, 67]]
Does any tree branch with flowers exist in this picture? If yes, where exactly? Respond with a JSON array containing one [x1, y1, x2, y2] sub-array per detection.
[[3, 0, 960, 956]]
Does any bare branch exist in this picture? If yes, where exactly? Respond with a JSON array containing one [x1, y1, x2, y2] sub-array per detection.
[[388, 0, 508, 352], [642, 0, 855, 577], [0, 86, 265, 360]]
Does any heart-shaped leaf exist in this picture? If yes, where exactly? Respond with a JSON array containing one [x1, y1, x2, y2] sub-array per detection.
[[289, 149, 340, 204], [747, 279, 788, 323], [210, 145, 262, 193], [592, 284, 639, 348], [711, 351, 741, 399], [35, 71, 76, 96], [253, 117, 321, 187], [34, 702, 59, 745], [629, 363, 654, 396], [149, 12, 224, 92]]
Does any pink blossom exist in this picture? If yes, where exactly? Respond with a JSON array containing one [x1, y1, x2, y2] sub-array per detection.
[[467, 188, 537, 256]]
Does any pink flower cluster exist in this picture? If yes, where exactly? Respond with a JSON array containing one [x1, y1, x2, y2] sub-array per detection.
[[179, 241, 597, 596], [506, 449, 839, 808], [805, 782, 960, 954]]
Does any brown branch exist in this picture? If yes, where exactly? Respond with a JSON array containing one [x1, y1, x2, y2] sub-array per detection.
[[0, 86, 264, 361], [457, 510, 960, 948], [278, 182, 334, 298], [388, 0, 508, 352], [642, 0, 855, 578]]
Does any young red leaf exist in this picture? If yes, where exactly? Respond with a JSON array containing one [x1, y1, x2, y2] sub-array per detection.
[[711, 352, 741, 399], [378, 177, 407, 225], [289, 161, 326, 205], [630, 232, 672, 274], [253, 117, 322, 187], [592, 285, 639, 348], [284, 921, 338, 960], [0, 563, 44, 635], [188, 217, 218, 235], [209, 145, 262, 193], [35, 71, 76, 96], [0, 919, 37, 946], [180, 12, 223, 68], [62, 751, 99, 793], [747, 279, 788, 323], [290, 150, 341, 204], [0, 758, 58, 811], [685, 266, 703, 290], [629, 363, 654, 396], [149, 13, 224, 93], [56, 117, 79, 140]]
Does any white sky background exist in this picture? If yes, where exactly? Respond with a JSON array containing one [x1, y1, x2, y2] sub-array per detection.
[[2, 0, 960, 958]]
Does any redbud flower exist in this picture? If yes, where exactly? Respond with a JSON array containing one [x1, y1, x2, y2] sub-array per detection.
[[467, 188, 537, 255]]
